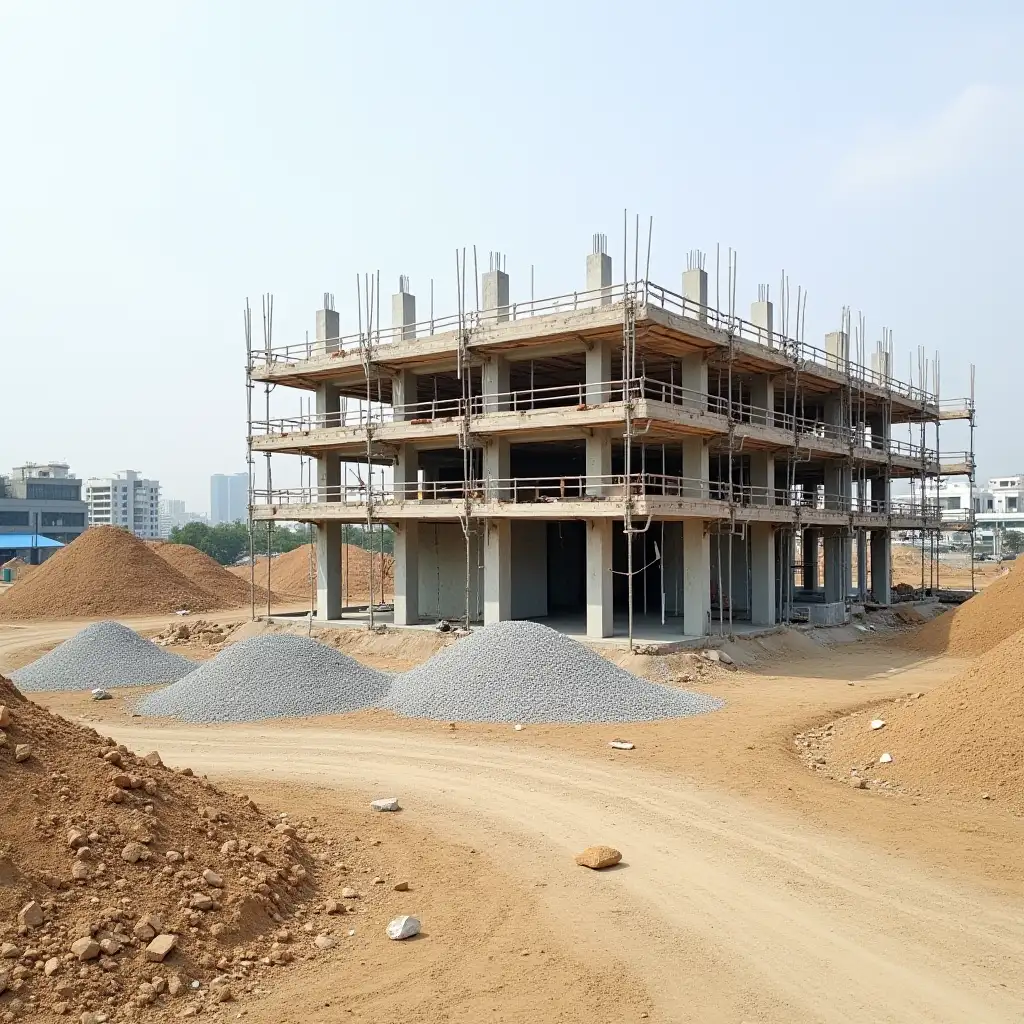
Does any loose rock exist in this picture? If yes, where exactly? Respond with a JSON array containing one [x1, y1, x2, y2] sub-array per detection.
[[370, 797, 401, 812], [145, 934, 177, 963], [574, 845, 622, 870], [386, 915, 421, 940]]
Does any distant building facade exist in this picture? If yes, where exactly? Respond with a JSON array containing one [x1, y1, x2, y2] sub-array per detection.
[[86, 470, 160, 539], [0, 462, 88, 562], [210, 473, 249, 525], [158, 499, 207, 539]]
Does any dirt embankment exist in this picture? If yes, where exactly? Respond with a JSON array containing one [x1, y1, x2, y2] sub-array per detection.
[[901, 559, 1024, 657], [0, 529, 216, 620], [229, 544, 393, 603]]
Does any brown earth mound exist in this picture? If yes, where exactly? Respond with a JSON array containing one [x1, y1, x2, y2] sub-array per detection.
[[800, 627, 1024, 812], [0, 675, 321, 1017], [0, 528, 215, 621], [149, 542, 273, 610], [230, 545, 393, 603], [903, 559, 1024, 656]]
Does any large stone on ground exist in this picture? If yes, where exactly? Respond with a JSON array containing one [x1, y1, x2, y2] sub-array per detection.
[[574, 845, 622, 870], [146, 934, 177, 963], [385, 915, 420, 940], [371, 797, 401, 812]]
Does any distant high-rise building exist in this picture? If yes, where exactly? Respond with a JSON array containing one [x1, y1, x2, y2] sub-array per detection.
[[85, 470, 160, 539], [158, 499, 207, 539], [210, 473, 249, 525]]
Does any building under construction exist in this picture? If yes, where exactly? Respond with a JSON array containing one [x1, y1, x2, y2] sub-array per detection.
[[247, 234, 975, 642]]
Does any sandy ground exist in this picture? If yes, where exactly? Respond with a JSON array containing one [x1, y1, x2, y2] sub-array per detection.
[[5, 612, 1024, 1022]]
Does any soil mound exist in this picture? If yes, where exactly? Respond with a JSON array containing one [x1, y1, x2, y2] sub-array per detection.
[[230, 544, 392, 602], [903, 559, 1024, 656], [137, 634, 390, 722], [808, 627, 1024, 812], [384, 620, 723, 723], [12, 621, 195, 692], [150, 542, 271, 609], [0, 527, 215, 620], [0, 675, 319, 1017]]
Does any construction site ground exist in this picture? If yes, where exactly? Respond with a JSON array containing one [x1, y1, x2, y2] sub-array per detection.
[[3, 608, 1023, 1023]]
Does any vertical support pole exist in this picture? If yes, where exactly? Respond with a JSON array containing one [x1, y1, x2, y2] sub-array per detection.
[[682, 519, 710, 636], [484, 519, 511, 624], [392, 521, 419, 625], [750, 523, 776, 625]]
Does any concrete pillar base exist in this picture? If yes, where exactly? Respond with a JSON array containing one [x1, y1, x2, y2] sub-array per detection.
[[871, 529, 892, 605], [683, 519, 710, 636], [750, 523, 776, 625]]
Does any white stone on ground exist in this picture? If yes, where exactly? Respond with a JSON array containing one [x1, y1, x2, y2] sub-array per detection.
[[12, 622, 194, 692], [135, 634, 389, 723], [383, 621, 723, 723], [370, 798, 400, 812], [386, 916, 420, 940]]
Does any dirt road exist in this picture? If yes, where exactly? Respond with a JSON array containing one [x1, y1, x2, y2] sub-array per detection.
[[101, 721, 1024, 1024]]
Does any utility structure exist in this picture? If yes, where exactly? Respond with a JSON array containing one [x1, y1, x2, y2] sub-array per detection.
[[246, 234, 975, 641]]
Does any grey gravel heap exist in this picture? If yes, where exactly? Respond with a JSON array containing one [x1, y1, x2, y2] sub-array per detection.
[[11, 621, 194, 692], [384, 620, 723, 723], [137, 633, 389, 722]]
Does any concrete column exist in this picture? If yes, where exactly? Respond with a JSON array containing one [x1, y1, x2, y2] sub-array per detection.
[[315, 384, 342, 501], [682, 436, 708, 499], [679, 350, 708, 413], [749, 375, 775, 428], [824, 330, 850, 371], [823, 531, 847, 602], [585, 338, 613, 404], [481, 256, 509, 324], [394, 444, 418, 503], [391, 277, 416, 340], [856, 529, 868, 600], [586, 518, 613, 638], [750, 522, 776, 625], [802, 529, 820, 591], [481, 355, 510, 414], [870, 529, 892, 605], [391, 369, 417, 420], [315, 522, 341, 620], [586, 430, 611, 497], [682, 519, 710, 636], [749, 451, 775, 506], [869, 473, 889, 515], [315, 304, 340, 356], [682, 267, 709, 321], [662, 521, 683, 617], [392, 521, 419, 625], [750, 295, 774, 347], [483, 437, 510, 501], [484, 519, 511, 624], [586, 234, 612, 306], [870, 349, 891, 382], [824, 461, 851, 512]]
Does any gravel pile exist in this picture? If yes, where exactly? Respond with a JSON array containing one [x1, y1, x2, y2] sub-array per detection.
[[11, 621, 195, 692], [384, 620, 723, 723], [137, 633, 390, 722]]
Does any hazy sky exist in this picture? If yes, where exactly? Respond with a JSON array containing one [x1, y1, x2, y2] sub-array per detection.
[[2, 1, 1021, 512]]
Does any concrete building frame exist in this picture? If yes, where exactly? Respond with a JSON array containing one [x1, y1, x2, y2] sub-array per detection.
[[246, 238, 974, 641]]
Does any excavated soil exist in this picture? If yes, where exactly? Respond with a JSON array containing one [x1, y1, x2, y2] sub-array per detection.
[[797, 626, 1024, 813], [0, 529, 216, 621], [230, 545, 393, 602], [902, 559, 1024, 656], [149, 542, 274, 610], [0, 674, 327, 1019]]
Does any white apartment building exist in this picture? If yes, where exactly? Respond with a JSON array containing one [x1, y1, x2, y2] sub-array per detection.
[[902, 475, 1024, 553], [86, 470, 161, 539]]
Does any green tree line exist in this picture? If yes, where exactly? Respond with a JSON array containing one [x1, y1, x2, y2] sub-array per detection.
[[168, 520, 393, 566]]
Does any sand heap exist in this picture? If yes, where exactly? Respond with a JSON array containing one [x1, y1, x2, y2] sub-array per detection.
[[230, 544, 393, 603], [149, 542, 273, 609], [903, 559, 1024, 656], [0, 675, 322, 1017], [0, 528, 216, 621], [813, 626, 1024, 812]]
